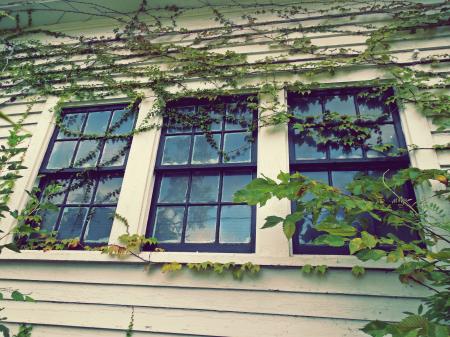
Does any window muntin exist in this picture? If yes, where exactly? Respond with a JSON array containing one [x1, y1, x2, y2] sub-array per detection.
[[147, 98, 257, 253], [288, 89, 413, 254], [35, 104, 137, 245]]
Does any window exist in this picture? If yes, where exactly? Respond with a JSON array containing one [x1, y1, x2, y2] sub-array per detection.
[[33, 104, 137, 245], [288, 88, 414, 254], [146, 97, 257, 253]]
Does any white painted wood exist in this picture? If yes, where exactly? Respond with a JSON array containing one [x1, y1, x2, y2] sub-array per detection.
[[3, 300, 369, 337], [0, 279, 422, 321], [256, 88, 291, 257], [0, 261, 430, 298], [109, 92, 161, 244]]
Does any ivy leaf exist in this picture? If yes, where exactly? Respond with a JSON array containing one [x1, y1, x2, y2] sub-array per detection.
[[361, 320, 390, 337], [282, 212, 302, 239], [352, 265, 365, 277], [314, 265, 328, 275], [316, 222, 356, 237], [262, 216, 284, 229], [361, 231, 378, 249], [0, 325, 10, 337], [11, 290, 25, 301], [349, 238, 364, 254], [301, 264, 313, 274], [356, 249, 386, 262], [313, 234, 346, 247]]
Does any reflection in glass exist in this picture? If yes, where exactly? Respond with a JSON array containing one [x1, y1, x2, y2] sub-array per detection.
[[39, 208, 59, 232], [292, 98, 322, 118], [46, 141, 77, 169], [161, 135, 191, 165], [331, 171, 359, 194], [357, 95, 389, 120], [190, 174, 219, 203], [324, 95, 356, 115], [226, 103, 252, 130], [57, 113, 85, 139], [100, 139, 129, 166], [83, 207, 115, 243], [73, 140, 101, 167], [298, 209, 329, 244], [195, 107, 222, 131], [167, 106, 194, 133], [219, 205, 251, 243], [56, 207, 88, 239], [329, 145, 363, 159], [95, 177, 123, 203], [153, 206, 184, 243], [222, 173, 252, 202], [185, 206, 217, 243], [294, 132, 327, 160], [83, 111, 110, 135], [366, 124, 399, 158], [41, 179, 70, 204], [66, 179, 94, 204], [158, 175, 189, 203], [223, 132, 251, 163], [109, 109, 135, 135], [192, 134, 220, 164]]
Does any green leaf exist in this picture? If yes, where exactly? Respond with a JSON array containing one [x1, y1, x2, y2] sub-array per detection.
[[282, 212, 302, 239], [262, 216, 284, 229], [361, 231, 377, 249], [349, 238, 364, 254], [301, 264, 313, 274], [313, 234, 346, 247], [314, 265, 327, 275], [352, 265, 365, 277], [11, 290, 25, 301], [0, 324, 10, 337], [361, 321, 389, 337], [356, 249, 386, 262], [315, 223, 356, 237]]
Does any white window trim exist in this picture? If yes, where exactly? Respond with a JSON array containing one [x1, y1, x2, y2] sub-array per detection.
[[0, 83, 439, 269]]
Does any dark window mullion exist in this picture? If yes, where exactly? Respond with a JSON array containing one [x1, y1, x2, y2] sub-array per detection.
[[79, 177, 103, 243], [96, 110, 115, 167], [180, 173, 193, 244], [67, 112, 89, 168], [215, 172, 225, 244], [53, 177, 76, 232]]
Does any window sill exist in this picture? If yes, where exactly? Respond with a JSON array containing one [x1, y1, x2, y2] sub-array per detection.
[[0, 250, 400, 270]]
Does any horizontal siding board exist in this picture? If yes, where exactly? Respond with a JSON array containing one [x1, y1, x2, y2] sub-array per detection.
[[3, 301, 368, 337], [0, 279, 421, 321], [437, 150, 450, 167], [0, 261, 430, 298]]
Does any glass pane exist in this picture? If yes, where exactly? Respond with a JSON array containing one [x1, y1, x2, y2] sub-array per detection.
[[153, 206, 185, 243], [330, 145, 363, 159], [56, 207, 88, 239], [223, 132, 251, 163], [161, 135, 191, 165], [95, 177, 123, 204], [167, 106, 195, 133], [73, 140, 101, 167], [83, 111, 110, 135], [324, 95, 356, 115], [41, 179, 70, 204], [222, 173, 253, 202], [39, 208, 60, 232], [298, 210, 328, 244], [226, 103, 252, 130], [195, 107, 222, 132], [331, 171, 360, 194], [366, 124, 399, 158], [66, 179, 95, 204], [190, 174, 219, 203], [294, 132, 327, 160], [185, 206, 217, 243], [192, 134, 220, 164], [109, 109, 135, 135], [57, 113, 86, 139], [46, 141, 77, 169], [158, 175, 189, 203], [100, 139, 129, 167], [357, 94, 390, 120], [83, 207, 115, 243], [219, 205, 251, 243], [292, 97, 322, 118]]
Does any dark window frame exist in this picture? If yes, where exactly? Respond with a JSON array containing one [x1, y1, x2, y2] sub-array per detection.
[[33, 103, 137, 246], [145, 96, 258, 253], [288, 87, 413, 254]]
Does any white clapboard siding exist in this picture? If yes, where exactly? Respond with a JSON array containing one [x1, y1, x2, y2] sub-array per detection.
[[0, 279, 422, 321], [3, 300, 369, 337]]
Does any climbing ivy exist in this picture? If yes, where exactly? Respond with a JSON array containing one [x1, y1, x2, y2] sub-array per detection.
[[0, 0, 449, 336]]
